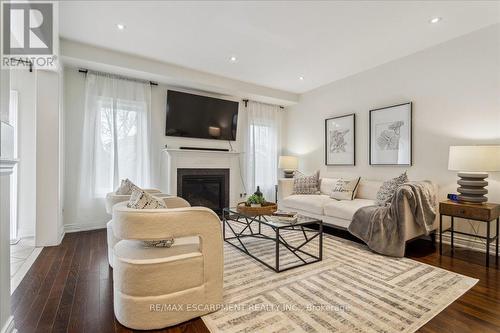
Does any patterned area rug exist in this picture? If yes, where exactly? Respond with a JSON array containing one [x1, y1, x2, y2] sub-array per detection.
[[202, 224, 477, 333]]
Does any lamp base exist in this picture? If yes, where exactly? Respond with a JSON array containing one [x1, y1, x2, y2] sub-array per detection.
[[283, 170, 295, 178], [456, 172, 488, 204]]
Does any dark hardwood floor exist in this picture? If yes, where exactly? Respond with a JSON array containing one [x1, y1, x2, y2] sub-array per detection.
[[11, 228, 499, 333]]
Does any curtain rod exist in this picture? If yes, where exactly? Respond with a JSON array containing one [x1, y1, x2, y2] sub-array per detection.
[[242, 99, 284, 109], [9, 58, 33, 72], [78, 68, 158, 86]]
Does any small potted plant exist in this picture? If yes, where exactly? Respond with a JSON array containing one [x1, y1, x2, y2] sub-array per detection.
[[247, 194, 265, 207]]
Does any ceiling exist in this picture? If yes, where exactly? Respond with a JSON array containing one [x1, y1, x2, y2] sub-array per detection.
[[59, 1, 500, 94]]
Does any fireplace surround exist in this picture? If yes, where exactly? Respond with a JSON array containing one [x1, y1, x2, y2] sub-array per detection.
[[177, 168, 230, 215]]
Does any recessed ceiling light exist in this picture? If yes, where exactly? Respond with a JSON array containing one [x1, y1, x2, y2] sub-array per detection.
[[299, 76, 304, 81], [229, 56, 237, 63], [116, 23, 126, 30], [429, 17, 442, 24]]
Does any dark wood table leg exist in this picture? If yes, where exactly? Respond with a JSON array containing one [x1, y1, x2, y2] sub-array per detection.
[[496, 218, 499, 263], [451, 217, 454, 255], [439, 214, 443, 255], [486, 220, 490, 267]]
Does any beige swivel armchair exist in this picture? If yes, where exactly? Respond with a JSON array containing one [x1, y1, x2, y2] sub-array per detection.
[[105, 192, 178, 267], [111, 202, 224, 330]]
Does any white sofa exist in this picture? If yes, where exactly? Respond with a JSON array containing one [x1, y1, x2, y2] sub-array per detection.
[[278, 178, 438, 242]]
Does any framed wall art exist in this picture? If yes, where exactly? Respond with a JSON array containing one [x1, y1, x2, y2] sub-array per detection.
[[325, 113, 355, 166], [369, 102, 412, 166]]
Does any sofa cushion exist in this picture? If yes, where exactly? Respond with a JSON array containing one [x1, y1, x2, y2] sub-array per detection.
[[281, 194, 331, 215], [324, 198, 376, 220], [114, 237, 202, 296], [356, 180, 382, 200]]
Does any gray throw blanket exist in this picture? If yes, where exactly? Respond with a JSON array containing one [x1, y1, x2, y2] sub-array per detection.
[[348, 181, 437, 257]]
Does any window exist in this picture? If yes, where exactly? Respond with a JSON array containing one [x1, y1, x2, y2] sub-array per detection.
[[245, 100, 282, 200], [249, 124, 274, 194], [94, 97, 147, 197]]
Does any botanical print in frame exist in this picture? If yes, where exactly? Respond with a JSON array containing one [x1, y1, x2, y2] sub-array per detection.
[[325, 114, 355, 165], [369, 102, 412, 165]]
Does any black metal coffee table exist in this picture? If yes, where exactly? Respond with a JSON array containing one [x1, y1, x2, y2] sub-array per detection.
[[222, 208, 323, 272]]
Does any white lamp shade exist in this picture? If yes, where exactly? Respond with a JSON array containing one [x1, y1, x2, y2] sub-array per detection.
[[448, 145, 500, 172], [278, 155, 298, 170]]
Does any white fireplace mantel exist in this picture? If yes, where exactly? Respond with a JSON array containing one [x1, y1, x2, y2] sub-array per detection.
[[160, 149, 244, 207], [0, 158, 18, 175]]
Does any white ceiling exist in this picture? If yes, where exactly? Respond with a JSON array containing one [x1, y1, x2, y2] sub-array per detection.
[[59, 1, 500, 93]]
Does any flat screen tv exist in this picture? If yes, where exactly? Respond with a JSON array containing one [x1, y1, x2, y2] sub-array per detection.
[[165, 90, 239, 141]]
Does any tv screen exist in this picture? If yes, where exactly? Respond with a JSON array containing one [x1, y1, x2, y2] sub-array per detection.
[[165, 90, 239, 141]]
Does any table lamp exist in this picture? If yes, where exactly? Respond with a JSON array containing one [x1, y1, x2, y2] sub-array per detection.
[[448, 145, 500, 203], [278, 155, 298, 178]]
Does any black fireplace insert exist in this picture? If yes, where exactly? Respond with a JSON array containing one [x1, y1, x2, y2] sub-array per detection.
[[177, 168, 229, 215]]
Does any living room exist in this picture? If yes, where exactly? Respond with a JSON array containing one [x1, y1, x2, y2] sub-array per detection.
[[0, 1, 499, 333]]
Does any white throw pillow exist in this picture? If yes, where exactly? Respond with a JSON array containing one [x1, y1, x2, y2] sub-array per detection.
[[330, 177, 361, 201], [320, 177, 340, 195]]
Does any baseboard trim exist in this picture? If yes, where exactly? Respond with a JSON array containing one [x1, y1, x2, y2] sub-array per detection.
[[440, 232, 497, 254], [1, 316, 16, 333], [57, 230, 65, 245], [64, 222, 107, 233]]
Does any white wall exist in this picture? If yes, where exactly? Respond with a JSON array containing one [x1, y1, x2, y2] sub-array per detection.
[[61, 39, 298, 106], [0, 63, 15, 333], [8, 69, 64, 246], [9, 69, 36, 239], [35, 70, 63, 246], [284, 25, 500, 247], [63, 68, 248, 229], [62, 69, 84, 231]]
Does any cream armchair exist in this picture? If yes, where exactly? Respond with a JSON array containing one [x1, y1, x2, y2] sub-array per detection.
[[105, 189, 164, 267], [111, 202, 223, 330], [106, 194, 183, 267]]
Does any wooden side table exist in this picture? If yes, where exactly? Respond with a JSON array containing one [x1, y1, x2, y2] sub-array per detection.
[[439, 200, 500, 267]]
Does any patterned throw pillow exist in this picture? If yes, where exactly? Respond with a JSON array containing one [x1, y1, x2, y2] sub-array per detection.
[[376, 172, 409, 206], [292, 171, 320, 195], [116, 178, 141, 195], [127, 189, 167, 209], [127, 189, 174, 248], [330, 177, 361, 201]]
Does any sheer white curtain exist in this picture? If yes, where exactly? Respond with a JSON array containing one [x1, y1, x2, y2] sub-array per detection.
[[75, 73, 151, 225], [243, 101, 282, 201]]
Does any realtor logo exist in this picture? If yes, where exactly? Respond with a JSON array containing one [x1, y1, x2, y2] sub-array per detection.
[[2, 1, 56, 69]]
